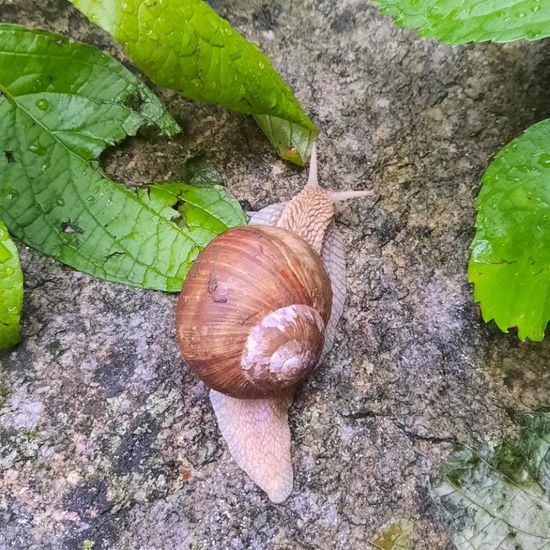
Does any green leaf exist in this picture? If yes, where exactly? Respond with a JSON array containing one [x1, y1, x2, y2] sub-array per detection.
[[137, 182, 246, 245], [70, 0, 318, 165], [431, 412, 550, 550], [371, 519, 414, 550], [468, 119, 550, 342], [0, 24, 245, 292], [0, 221, 23, 349], [373, 0, 550, 44]]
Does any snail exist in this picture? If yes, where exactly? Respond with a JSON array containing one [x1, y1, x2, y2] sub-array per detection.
[[176, 145, 368, 502]]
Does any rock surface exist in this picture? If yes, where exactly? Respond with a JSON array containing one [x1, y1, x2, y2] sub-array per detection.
[[1, 1, 550, 548]]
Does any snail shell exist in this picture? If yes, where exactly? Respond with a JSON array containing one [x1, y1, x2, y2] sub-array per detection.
[[176, 225, 333, 399]]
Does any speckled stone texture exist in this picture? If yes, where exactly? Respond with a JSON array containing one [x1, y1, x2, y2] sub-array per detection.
[[1, 1, 550, 549]]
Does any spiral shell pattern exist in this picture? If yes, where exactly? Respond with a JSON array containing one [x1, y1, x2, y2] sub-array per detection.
[[176, 225, 332, 398], [241, 304, 325, 393]]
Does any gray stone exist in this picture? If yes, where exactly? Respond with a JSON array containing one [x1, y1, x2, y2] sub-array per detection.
[[1, 0, 550, 548]]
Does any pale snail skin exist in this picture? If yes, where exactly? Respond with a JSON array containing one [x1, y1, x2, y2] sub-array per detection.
[[177, 144, 369, 502]]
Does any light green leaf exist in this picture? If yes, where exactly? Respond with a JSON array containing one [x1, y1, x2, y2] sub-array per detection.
[[70, 0, 318, 165], [371, 519, 414, 550], [0, 221, 23, 349], [137, 182, 246, 244], [0, 24, 244, 292], [373, 0, 550, 44], [468, 119, 550, 341], [431, 412, 550, 550]]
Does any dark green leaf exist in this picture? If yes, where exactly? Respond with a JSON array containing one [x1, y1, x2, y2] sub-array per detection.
[[373, 0, 550, 44], [70, 0, 318, 165], [0, 24, 245, 292], [183, 156, 224, 188], [469, 119, 550, 341], [0, 221, 23, 349], [431, 412, 550, 550]]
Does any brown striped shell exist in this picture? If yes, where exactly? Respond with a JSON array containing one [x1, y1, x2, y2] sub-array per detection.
[[176, 225, 332, 399]]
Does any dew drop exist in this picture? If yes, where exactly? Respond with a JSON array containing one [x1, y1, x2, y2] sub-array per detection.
[[35, 98, 49, 111], [0, 188, 18, 201], [532, 5, 541, 12], [538, 153, 550, 168], [56, 197, 65, 207], [86, 196, 95, 203], [7, 306, 16, 313], [426, 7, 438, 18], [518, 11, 527, 18], [5, 267, 14, 276], [29, 143, 47, 156]]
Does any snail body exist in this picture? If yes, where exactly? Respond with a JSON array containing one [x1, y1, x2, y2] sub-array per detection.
[[176, 145, 367, 502]]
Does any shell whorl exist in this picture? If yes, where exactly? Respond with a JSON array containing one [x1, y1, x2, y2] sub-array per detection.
[[241, 304, 325, 393]]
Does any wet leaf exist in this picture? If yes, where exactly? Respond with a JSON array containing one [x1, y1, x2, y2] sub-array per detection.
[[431, 412, 550, 550], [371, 519, 414, 550], [468, 119, 550, 341], [0, 24, 245, 292], [70, 0, 318, 165], [0, 221, 23, 349], [373, 0, 550, 44]]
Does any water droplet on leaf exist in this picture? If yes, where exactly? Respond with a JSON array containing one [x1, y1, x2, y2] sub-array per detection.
[[0, 187, 18, 202], [35, 98, 49, 111], [29, 143, 46, 156], [538, 153, 550, 168]]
